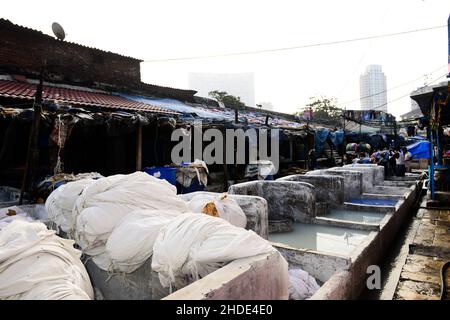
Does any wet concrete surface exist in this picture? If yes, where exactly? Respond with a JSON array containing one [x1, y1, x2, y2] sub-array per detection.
[[362, 191, 424, 300]]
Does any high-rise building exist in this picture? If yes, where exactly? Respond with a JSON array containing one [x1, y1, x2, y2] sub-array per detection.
[[188, 72, 255, 107], [359, 65, 387, 112]]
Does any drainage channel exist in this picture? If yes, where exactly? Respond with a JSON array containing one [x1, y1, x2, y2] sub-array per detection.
[[361, 192, 424, 300]]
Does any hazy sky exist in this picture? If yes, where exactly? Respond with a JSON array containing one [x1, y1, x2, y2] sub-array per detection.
[[2, 0, 450, 117]]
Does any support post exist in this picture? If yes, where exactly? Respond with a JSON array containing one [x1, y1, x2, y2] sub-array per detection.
[[136, 125, 142, 171], [19, 66, 44, 205]]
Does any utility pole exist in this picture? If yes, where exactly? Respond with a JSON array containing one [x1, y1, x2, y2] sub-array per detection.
[[19, 66, 44, 204], [342, 109, 346, 165]]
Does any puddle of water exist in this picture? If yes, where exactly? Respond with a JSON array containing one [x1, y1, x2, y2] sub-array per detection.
[[348, 198, 399, 206], [327, 209, 385, 224], [269, 223, 369, 256]]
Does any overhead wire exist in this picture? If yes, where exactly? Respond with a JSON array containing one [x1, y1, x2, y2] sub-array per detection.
[[142, 25, 446, 63]]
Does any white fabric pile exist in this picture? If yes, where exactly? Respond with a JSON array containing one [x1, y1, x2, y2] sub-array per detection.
[[45, 178, 95, 234], [187, 193, 247, 228], [44, 171, 282, 291], [73, 172, 189, 259], [0, 206, 35, 231], [0, 220, 93, 300], [288, 268, 320, 300], [105, 209, 182, 273], [152, 213, 274, 288], [45, 171, 189, 269]]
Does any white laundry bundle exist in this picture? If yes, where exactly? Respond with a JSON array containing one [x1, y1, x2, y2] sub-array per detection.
[[0, 206, 35, 231], [45, 178, 96, 234], [0, 220, 93, 300], [288, 268, 321, 300], [152, 213, 275, 289], [72, 172, 189, 265], [187, 193, 247, 228], [105, 209, 182, 273]]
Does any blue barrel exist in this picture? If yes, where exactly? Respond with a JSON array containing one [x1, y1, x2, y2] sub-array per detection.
[[143, 167, 177, 186]]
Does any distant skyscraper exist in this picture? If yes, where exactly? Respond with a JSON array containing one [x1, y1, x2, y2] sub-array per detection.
[[188, 72, 255, 107], [359, 65, 387, 112]]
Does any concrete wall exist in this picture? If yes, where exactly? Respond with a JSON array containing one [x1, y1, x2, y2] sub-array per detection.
[[330, 167, 375, 193], [85, 257, 171, 300], [179, 192, 268, 239], [273, 243, 350, 283], [164, 251, 289, 300], [344, 164, 384, 185], [228, 181, 316, 223], [0, 19, 141, 87], [276, 174, 344, 204], [306, 169, 363, 200]]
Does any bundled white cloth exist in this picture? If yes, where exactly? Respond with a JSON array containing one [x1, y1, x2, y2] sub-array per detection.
[[72, 172, 189, 267], [105, 209, 182, 273], [45, 178, 95, 234], [152, 213, 275, 289], [288, 268, 320, 300], [187, 193, 247, 228], [0, 220, 93, 300]]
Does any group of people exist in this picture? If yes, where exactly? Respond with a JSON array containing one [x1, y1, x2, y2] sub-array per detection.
[[348, 146, 412, 177]]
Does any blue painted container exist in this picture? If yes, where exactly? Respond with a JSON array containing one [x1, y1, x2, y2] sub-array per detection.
[[143, 167, 177, 186]]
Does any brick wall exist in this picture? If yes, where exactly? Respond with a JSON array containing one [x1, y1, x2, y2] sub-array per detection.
[[0, 19, 142, 87]]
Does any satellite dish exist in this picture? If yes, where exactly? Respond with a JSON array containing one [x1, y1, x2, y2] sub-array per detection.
[[52, 22, 65, 41]]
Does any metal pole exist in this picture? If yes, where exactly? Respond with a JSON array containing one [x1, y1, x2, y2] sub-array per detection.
[[342, 110, 346, 165]]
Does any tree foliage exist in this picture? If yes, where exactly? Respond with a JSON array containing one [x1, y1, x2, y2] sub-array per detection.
[[208, 90, 246, 109], [297, 96, 343, 126]]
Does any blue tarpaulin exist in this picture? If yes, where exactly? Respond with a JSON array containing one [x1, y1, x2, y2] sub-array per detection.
[[315, 129, 344, 155], [315, 128, 329, 155], [330, 130, 344, 147], [406, 140, 431, 159]]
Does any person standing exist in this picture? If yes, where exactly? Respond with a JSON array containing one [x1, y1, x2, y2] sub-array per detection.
[[308, 149, 317, 170], [395, 148, 406, 177], [403, 147, 412, 172]]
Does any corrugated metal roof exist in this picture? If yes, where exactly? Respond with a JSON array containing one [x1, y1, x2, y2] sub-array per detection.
[[0, 80, 179, 115], [120, 94, 229, 120]]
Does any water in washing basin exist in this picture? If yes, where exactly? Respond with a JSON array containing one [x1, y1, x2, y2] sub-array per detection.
[[348, 198, 399, 206], [327, 208, 385, 224], [269, 223, 369, 256]]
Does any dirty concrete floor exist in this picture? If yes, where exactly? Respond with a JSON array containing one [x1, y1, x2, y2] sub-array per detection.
[[394, 203, 450, 300], [362, 212, 421, 300], [363, 192, 450, 300]]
